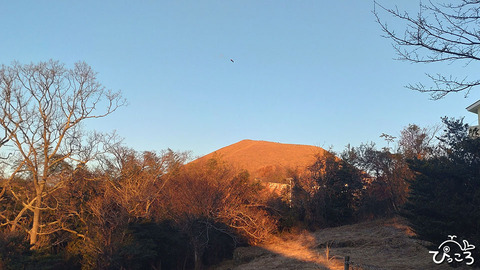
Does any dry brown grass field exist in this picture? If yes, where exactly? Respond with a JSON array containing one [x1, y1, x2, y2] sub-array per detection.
[[212, 217, 465, 270]]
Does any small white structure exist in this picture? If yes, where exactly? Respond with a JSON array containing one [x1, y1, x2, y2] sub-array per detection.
[[466, 100, 480, 138]]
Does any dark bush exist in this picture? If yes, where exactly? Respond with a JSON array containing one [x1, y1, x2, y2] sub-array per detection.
[[0, 232, 32, 270], [114, 220, 191, 270]]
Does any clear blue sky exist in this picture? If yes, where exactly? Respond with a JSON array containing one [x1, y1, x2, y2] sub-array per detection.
[[1, 1, 478, 157]]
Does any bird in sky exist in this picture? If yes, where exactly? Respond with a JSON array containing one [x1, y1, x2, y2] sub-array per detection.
[[230, 59, 234, 63]]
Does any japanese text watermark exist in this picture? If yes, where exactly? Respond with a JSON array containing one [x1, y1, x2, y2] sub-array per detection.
[[429, 235, 475, 266]]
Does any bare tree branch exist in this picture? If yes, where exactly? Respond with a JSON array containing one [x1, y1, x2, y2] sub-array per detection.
[[374, 1, 480, 99]]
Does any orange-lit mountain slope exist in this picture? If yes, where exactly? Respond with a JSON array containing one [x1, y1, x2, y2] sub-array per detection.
[[194, 140, 328, 182]]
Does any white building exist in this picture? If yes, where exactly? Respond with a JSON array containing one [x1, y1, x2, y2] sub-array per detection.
[[466, 100, 480, 138]]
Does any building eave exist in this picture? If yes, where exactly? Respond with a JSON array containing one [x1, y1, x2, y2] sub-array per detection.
[[466, 100, 480, 114]]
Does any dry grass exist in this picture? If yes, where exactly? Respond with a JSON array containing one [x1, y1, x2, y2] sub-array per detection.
[[311, 217, 461, 269], [211, 231, 343, 270], [259, 233, 344, 270], [212, 217, 468, 270]]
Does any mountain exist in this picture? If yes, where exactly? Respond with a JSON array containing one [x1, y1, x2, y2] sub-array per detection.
[[195, 140, 328, 183]]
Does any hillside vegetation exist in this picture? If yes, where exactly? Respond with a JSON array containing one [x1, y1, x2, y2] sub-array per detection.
[[214, 218, 455, 270], [195, 139, 328, 182], [0, 69, 478, 270]]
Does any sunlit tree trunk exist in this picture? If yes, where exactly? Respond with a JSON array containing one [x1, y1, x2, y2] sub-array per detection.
[[30, 189, 43, 246]]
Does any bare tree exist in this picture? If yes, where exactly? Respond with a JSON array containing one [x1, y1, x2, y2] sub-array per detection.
[[374, 1, 480, 99], [0, 60, 125, 247], [398, 124, 440, 159], [105, 147, 190, 219], [163, 158, 277, 270]]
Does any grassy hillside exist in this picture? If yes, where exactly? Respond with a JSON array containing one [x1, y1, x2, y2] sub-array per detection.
[[195, 139, 328, 182], [212, 217, 459, 270]]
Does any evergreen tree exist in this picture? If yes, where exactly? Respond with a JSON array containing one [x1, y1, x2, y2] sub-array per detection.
[[404, 118, 480, 253], [308, 153, 363, 227]]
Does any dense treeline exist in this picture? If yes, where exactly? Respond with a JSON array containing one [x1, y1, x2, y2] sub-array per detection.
[[1, 138, 420, 269], [275, 123, 435, 230], [404, 118, 480, 265], [0, 148, 277, 269]]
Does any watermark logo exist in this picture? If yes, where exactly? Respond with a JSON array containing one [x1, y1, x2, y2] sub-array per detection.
[[429, 235, 475, 266]]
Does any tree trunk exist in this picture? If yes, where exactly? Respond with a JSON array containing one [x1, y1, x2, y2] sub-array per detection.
[[30, 190, 43, 248], [193, 241, 203, 270]]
